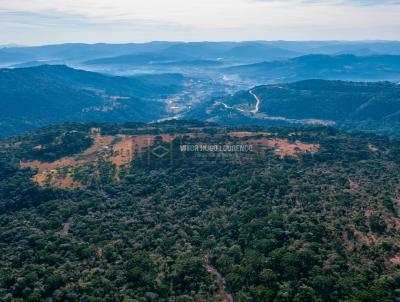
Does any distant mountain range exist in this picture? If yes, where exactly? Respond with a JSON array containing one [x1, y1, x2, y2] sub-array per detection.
[[81, 42, 301, 68], [84, 54, 224, 68], [0, 42, 179, 63], [187, 80, 400, 137], [304, 41, 400, 55], [84, 53, 172, 66], [225, 54, 400, 82], [0, 65, 185, 137], [83, 53, 400, 87], [2, 41, 400, 67], [0, 49, 31, 65]]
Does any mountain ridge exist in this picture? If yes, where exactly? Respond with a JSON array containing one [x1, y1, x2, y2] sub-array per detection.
[[225, 54, 400, 82]]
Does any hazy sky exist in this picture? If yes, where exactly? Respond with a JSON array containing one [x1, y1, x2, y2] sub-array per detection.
[[1, 0, 400, 45]]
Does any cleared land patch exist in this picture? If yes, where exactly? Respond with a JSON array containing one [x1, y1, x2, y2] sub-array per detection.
[[20, 131, 319, 189]]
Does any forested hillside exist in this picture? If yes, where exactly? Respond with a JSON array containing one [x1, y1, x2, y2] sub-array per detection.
[[0, 65, 185, 137], [194, 80, 400, 138], [1, 121, 400, 301], [225, 55, 400, 82]]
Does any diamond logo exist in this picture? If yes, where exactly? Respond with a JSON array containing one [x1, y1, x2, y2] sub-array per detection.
[[151, 145, 170, 158]]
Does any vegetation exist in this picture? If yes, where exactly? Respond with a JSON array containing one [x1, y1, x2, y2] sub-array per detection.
[[1, 121, 400, 301], [198, 80, 400, 138], [0, 65, 186, 137], [225, 54, 400, 82], [3, 64, 400, 140]]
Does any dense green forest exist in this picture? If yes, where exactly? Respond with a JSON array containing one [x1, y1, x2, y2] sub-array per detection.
[[1, 121, 400, 301]]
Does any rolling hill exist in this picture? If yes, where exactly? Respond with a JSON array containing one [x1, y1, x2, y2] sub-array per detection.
[[0, 65, 186, 137], [1, 121, 400, 301], [0, 49, 31, 64], [84, 53, 173, 66], [82, 42, 302, 69], [188, 80, 400, 137], [2, 42, 178, 62], [222, 42, 301, 62], [307, 41, 400, 55], [225, 54, 400, 82]]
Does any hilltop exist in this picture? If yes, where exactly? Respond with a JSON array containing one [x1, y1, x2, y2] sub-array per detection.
[[1, 121, 400, 301]]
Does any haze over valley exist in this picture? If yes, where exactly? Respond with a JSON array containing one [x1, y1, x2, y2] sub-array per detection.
[[1, 41, 400, 137]]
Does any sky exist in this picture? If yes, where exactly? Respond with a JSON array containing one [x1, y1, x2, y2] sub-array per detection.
[[1, 0, 400, 45]]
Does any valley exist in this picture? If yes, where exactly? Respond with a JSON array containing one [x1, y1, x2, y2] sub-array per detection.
[[2, 41, 400, 139], [1, 64, 400, 139], [1, 40, 400, 301]]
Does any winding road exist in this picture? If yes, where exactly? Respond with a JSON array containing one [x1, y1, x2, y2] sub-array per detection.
[[218, 89, 334, 126], [249, 89, 260, 114], [218, 90, 260, 114], [219, 102, 246, 112]]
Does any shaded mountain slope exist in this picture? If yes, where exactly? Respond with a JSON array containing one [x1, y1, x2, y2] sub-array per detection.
[[222, 42, 301, 61], [225, 54, 400, 82], [0, 65, 186, 136], [188, 80, 400, 137], [84, 53, 173, 66]]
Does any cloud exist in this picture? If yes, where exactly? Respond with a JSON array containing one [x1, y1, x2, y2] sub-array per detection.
[[335, 0, 400, 4], [253, 0, 400, 5], [0, 0, 399, 44]]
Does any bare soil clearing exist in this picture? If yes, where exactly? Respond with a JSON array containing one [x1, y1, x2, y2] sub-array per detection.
[[204, 255, 234, 302], [247, 138, 319, 159], [20, 131, 319, 189], [60, 217, 73, 235]]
